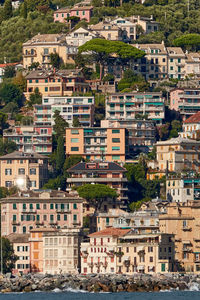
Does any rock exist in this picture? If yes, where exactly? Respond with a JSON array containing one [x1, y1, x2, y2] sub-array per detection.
[[1, 288, 12, 293], [98, 282, 110, 292], [31, 284, 37, 291], [23, 286, 32, 293]]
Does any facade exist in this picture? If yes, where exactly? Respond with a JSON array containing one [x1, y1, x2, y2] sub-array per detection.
[[65, 127, 127, 162], [7, 233, 30, 275], [81, 228, 131, 274], [26, 69, 90, 99], [166, 176, 200, 202], [180, 111, 200, 139], [22, 34, 77, 69], [166, 47, 185, 80], [89, 22, 127, 41], [170, 88, 200, 120], [0, 190, 83, 236], [155, 137, 200, 173], [106, 92, 165, 124], [101, 119, 156, 151], [135, 43, 168, 80], [29, 228, 58, 273], [81, 227, 174, 274], [66, 161, 128, 202], [184, 53, 200, 77], [34, 96, 94, 127], [3, 125, 52, 155], [54, 6, 93, 23], [66, 27, 101, 47], [43, 228, 81, 275], [159, 201, 200, 273], [0, 151, 48, 190]]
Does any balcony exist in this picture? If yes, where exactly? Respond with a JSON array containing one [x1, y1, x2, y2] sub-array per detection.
[[67, 177, 127, 183], [182, 247, 192, 252], [182, 226, 192, 231], [73, 221, 81, 226], [23, 51, 37, 57], [22, 209, 36, 214], [35, 221, 44, 225], [49, 221, 58, 225], [11, 221, 20, 225]]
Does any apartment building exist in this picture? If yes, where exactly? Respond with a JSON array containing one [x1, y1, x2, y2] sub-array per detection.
[[66, 27, 100, 47], [3, 125, 52, 155], [159, 201, 200, 273], [29, 228, 58, 273], [7, 233, 30, 275], [34, 96, 94, 127], [110, 16, 159, 41], [88, 22, 127, 41], [184, 52, 200, 77], [66, 161, 128, 202], [66, 127, 127, 162], [101, 119, 156, 151], [167, 47, 185, 79], [54, 6, 93, 23], [43, 228, 81, 274], [0, 190, 83, 236], [166, 175, 200, 202], [81, 227, 174, 274], [180, 111, 200, 139], [155, 137, 200, 173], [0, 151, 48, 190], [81, 228, 131, 274], [170, 88, 200, 120], [135, 43, 168, 80], [22, 34, 77, 69], [26, 69, 90, 99], [106, 92, 165, 124]]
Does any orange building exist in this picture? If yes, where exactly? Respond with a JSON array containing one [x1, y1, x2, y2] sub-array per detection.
[[66, 127, 127, 162]]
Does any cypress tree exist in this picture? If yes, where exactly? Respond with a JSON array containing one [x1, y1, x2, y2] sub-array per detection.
[[20, 1, 27, 19], [3, 0, 12, 20], [56, 136, 65, 174]]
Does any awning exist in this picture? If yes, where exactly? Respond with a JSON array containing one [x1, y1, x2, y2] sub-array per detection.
[[182, 241, 191, 244], [138, 265, 145, 270], [137, 246, 145, 252]]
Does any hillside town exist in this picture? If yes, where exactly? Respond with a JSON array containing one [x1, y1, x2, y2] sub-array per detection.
[[1, 0, 200, 279]]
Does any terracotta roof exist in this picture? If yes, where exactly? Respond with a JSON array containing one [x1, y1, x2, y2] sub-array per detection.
[[7, 233, 30, 243], [0, 151, 47, 160], [166, 47, 185, 56], [0, 63, 19, 68], [54, 7, 70, 13], [184, 111, 200, 124], [89, 227, 131, 237], [26, 69, 83, 80], [23, 34, 66, 45], [71, 5, 93, 10]]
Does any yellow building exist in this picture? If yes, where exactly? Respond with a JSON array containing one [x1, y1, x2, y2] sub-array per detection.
[[25, 69, 89, 99], [22, 34, 77, 69], [155, 137, 200, 173], [66, 127, 127, 162], [0, 151, 48, 190], [159, 201, 200, 273]]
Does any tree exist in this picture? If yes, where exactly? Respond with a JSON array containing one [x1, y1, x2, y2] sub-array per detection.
[[50, 53, 61, 69], [173, 34, 200, 51], [13, 72, 26, 92], [3, 0, 12, 20], [73, 116, 81, 127], [64, 155, 84, 178], [0, 237, 18, 273], [79, 39, 145, 80], [28, 88, 42, 107], [53, 110, 69, 137], [0, 138, 17, 155], [26, 0, 51, 11], [0, 112, 8, 135], [20, 0, 27, 19], [43, 175, 65, 190], [56, 135, 65, 174], [3, 66, 16, 79], [77, 184, 117, 212], [0, 83, 23, 107]]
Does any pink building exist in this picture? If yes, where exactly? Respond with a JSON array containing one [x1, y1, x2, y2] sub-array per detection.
[[54, 6, 93, 23], [1, 190, 83, 236], [170, 88, 184, 111], [3, 125, 52, 155]]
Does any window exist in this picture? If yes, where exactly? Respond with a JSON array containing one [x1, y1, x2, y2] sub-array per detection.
[[36, 204, 40, 210], [13, 226, 16, 233], [45, 87, 48, 92], [149, 256, 153, 262], [50, 215, 54, 221], [23, 226, 26, 233], [5, 181, 12, 187], [29, 80, 32, 83], [57, 214, 60, 221], [5, 169, 12, 175], [43, 98, 48, 103], [44, 48, 49, 55], [71, 138, 79, 143], [71, 147, 79, 151], [30, 168, 36, 175], [13, 215, 16, 222], [112, 146, 120, 151], [13, 203, 17, 210], [170, 66, 173, 70], [30, 181, 36, 188], [50, 204, 54, 209], [64, 215, 67, 221], [73, 203, 77, 209], [7, 160, 12, 164], [18, 168, 25, 175], [73, 214, 77, 222], [88, 99, 93, 103], [112, 155, 120, 160], [112, 138, 120, 143], [170, 58, 173, 62], [112, 129, 120, 134], [82, 10, 85, 15]]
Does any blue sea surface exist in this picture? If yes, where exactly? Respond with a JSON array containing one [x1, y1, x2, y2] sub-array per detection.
[[0, 291, 199, 300]]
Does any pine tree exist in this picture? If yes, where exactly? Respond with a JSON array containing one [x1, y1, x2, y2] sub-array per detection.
[[3, 0, 12, 20], [53, 110, 69, 137], [56, 135, 65, 174]]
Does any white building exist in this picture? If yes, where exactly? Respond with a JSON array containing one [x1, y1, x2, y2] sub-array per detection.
[[66, 27, 101, 47]]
